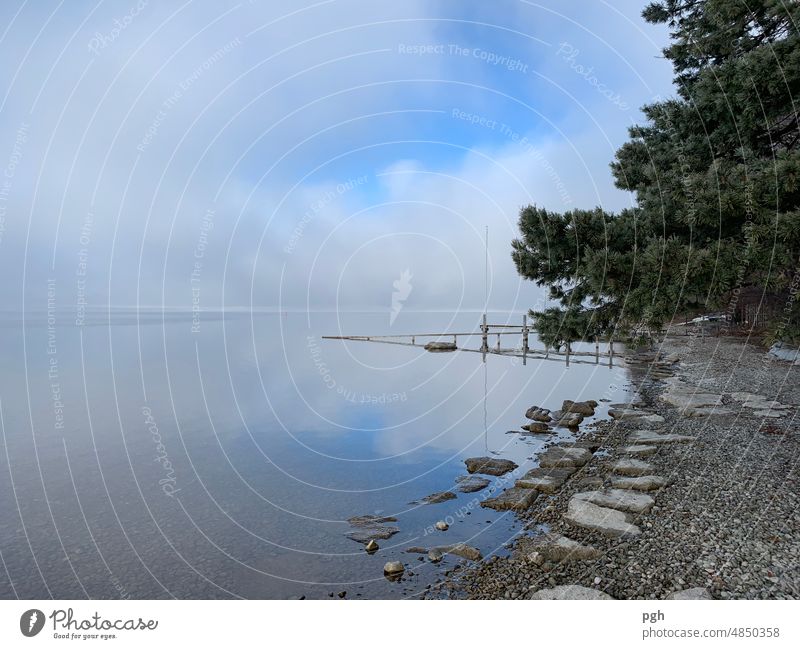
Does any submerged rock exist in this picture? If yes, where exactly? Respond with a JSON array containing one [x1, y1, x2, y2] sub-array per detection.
[[464, 456, 518, 476], [348, 515, 396, 526], [417, 491, 457, 505], [347, 515, 400, 543], [454, 475, 491, 493], [364, 540, 379, 553], [428, 548, 444, 563]]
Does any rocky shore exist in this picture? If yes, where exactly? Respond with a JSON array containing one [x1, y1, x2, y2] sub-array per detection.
[[426, 333, 800, 600]]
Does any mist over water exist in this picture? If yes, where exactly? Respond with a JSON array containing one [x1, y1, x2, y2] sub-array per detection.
[[0, 310, 629, 599]]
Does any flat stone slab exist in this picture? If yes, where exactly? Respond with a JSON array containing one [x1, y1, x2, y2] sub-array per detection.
[[684, 405, 735, 418], [611, 475, 667, 491], [434, 543, 482, 561], [526, 533, 601, 562], [666, 587, 712, 600], [537, 446, 592, 468], [621, 444, 658, 457], [628, 431, 695, 445], [515, 467, 576, 493], [454, 475, 491, 493], [528, 585, 614, 600], [661, 386, 722, 409], [560, 439, 602, 452], [465, 456, 518, 476], [752, 410, 784, 418], [611, 458, 654, 476], [480, 486, 538, 511], [573, 489, 655, 514], [564, 499, 641, 538], [608, 407, 650, 419], [609, 408, 666, 424]]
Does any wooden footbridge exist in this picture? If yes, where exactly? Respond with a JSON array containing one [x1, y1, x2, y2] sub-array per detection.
[[323, 314, 616, 368]]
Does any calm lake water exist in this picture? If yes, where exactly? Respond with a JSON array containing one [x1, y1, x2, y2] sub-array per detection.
[[0, 310, 631, 599]]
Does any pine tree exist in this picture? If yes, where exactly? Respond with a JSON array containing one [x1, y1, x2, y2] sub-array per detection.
[[512, 0, 800, 345]]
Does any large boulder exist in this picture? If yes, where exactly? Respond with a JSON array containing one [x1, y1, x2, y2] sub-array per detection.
[[562, 400, 596, 416], [550, 410, 584, 428], [525, 406, 552, 422], [465, 456, 518, 476]]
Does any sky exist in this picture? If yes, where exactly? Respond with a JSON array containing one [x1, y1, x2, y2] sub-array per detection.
[[0, 0, 676, 317]]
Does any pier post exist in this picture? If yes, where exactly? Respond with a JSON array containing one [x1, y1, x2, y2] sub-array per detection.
[[496, 333, 501, 351], [565, 342, 571, 367], [481, 313, 488, 351], [522, 314, 528, 366], [522, 314, 529, 353], [595, 336, 599, 364], [412, 336, 415, 345], [609, 339, 614, 367]]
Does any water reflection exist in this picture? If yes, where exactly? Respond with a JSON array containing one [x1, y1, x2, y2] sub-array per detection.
[[0, 311, 630, 599]]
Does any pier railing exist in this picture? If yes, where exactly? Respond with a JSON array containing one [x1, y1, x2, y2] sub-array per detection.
[[322, 314, 616, 368]]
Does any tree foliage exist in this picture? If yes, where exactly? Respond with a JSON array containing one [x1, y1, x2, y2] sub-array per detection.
[[513, 0, 800, 344]]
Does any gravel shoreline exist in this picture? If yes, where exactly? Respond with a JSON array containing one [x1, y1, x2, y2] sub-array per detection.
[[428, 333, 800, 600]]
